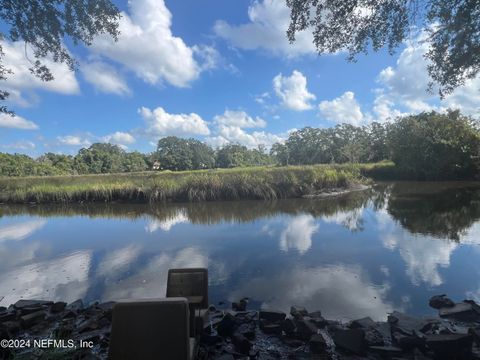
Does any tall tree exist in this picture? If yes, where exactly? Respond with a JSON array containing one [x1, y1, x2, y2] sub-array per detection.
[[0, 0, 121, 114], [286, 0, 480, 96]]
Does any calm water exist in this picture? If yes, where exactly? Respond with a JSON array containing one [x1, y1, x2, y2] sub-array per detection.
[[1, 182, 480, 321]]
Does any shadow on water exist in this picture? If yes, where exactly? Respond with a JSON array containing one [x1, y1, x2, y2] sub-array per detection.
[[0, 189, 374, 226], [3, 182, 480, 242], [383, 182, 480, 241]]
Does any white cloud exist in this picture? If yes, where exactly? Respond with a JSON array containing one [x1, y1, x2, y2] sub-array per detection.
[[102, 131, 136, 145], [319, 91, 364, 125], [145, 211, 189, 232], [376, 208, 457, 287], [57, 135, 92, 147], [214, 110, 266, 128], [0, 220, 46, 243], [214, 0, 316, 57], [0, 113, 39, 130], [1, 40, 80, 105], [323, 208, 365, 231], [81, 61, 131, 96], [192, 45, 221, 72], [101, 247, 208, 301], [91, 0, 201, 88], [139, 106, 210, 137], [273, 70, 316, 111], [376, 32, 480, 118], [230, 264, 395, 321], [1, 140, 36, 150], [0, 251, 91, 306], [96, 244, 141, 278], [207, 124, 284, 149], [280, 214, 319, 254]]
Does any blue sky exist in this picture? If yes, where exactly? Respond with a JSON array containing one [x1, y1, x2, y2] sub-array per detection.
[[1, 0, 479, 156]]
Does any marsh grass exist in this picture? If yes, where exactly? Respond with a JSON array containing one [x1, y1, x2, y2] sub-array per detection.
[[0, 163, 393, 204]]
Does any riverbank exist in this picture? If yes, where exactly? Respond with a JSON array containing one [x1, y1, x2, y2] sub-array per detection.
[[1, 295, 479, 359], [0, 163, 393, 204]]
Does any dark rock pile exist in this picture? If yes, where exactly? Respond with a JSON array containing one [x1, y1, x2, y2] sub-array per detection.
[[198, 296, 480, 359], [1, 295, 480, 359], [0, 299, 113, 359]]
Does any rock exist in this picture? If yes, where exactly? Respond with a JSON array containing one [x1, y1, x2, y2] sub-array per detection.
[[294, 319, 318, 340], [1, 321, 20, 334], [215, 354, 234, 360], [232, 333, 251, 354], [237, 323, 255, 340], [0, 311, 16, 323], [388, 311, 438, 336], [234, 298, 248, 312], [200, 333, 222, 345], [217, 313, 236, 337], [429, 295, 455, 309], [282, 337, 304, 348], [394, 333, 425, 351], [425, 333, 473, 359], [20, 310, 45, 329], [364, 327, 384, 346], [66, 299, 84, 312], [290, 306, 308, 319], [333, 329, 366, 355], [50, 302, 66, 313], [439, 301, 480, 322], [469, 327, 480, 345], [369, 345, 403, 355], [259, 310, 286, 323], [350, 317, 376, 329], [97, 301, 115, 312], [281, 318, 296, 335], [309, 334, 327, 354], [13, 300, 52, 309], [259, 321, 282, 335]]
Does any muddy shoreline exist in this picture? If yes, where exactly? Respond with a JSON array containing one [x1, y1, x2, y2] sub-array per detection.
[[1, 295, 480, 359]]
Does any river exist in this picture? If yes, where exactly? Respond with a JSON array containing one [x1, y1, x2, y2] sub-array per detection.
[[1, 182, 480, 321]]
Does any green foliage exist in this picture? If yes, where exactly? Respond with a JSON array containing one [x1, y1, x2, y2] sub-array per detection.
[[286, 0, 480, 96], [156, 136, 215, 171], [216, 144, 273, 168], [0, 0, 121, 114], [0, 153, 65, 177], [274, 123, 389, 166], [387, 110, 480, 180]]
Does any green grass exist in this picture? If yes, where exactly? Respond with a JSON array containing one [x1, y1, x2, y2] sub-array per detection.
[[0, 163, 394, 204]]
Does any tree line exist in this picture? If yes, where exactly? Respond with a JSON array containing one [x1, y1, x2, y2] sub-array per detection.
[[1, 111, 479, 179]]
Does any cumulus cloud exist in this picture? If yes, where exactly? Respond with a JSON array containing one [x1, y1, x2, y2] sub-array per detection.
[[139, 106, 210, 137], [279, 214, 319, 254], [376, 32, 480, 118], [207, 125, 284, 149], [0, 113, 39, 130], [101, 247, 208, 301], [323, 208, 365, 232], [145, 211, 189, 232], [0, 251, 91, 306], [214, 0, 316, 57], [214, 110, 266, 128], [81, 61, 131, 96], [102, 131, 136, 145], [0, 220, 46, 243], [319, 91, 364, 125], [229, 264, 395, 321], [91, 0, 202, 88], [273, 70, 316, 111], [56, 135, 92, 147], [1, 40, 80, 105], [376, 208, 457, 287]]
